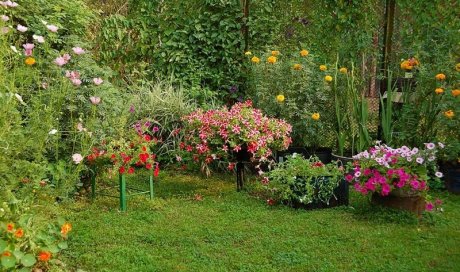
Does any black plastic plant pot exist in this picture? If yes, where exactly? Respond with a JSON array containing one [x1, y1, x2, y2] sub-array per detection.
[[290, 177, 349, 210], [275, 146, 308, 163], [306, 147, 332, 164], [442, 162, 460, 195]]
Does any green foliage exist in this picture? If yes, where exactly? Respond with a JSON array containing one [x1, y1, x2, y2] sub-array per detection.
[[265, 155, 343, 205], [0, 192, 72, 271], [96, 0, 245, 98], [246, 50, 335, 147]]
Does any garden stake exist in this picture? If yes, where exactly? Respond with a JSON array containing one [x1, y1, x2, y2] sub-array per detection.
[[149, 174, 154, 200], [119, 174, 127, 212], [91, 168, 96, 200], [236, 162, 244, 191]]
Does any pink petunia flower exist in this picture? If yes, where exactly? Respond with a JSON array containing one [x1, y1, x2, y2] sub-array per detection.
[[425, 143, 435, 150], [46, 24, 58, 32], [93, 77, 103, 86], [17, 24, 27, 32], [435, 172, 443, 178], [72, 47, 85, 55], [425, 202, 434, 211]]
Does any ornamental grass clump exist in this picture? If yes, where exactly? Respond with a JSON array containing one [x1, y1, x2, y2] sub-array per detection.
[[348, 143, 444, 204], [181, 100, 292, 174]]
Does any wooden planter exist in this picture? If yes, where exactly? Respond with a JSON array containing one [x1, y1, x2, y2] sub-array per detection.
[[371, 191, 425, 216]]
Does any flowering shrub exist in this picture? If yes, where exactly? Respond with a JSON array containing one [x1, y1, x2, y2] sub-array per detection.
[[85, 120, 160, 177], [181, 101, 292, 173], [263, 155, 344, 206], [246, 49, 336, 148], [0, 197, 72, 271], [348, 143, 444, 200]]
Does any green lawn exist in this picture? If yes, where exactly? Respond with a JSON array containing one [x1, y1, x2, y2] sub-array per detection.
[[58, 171, 460, 272]]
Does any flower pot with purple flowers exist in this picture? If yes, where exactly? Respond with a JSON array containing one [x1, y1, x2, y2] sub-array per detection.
[[347, 142, 444, 215]]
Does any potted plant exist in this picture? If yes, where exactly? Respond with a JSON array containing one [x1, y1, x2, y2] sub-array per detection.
[[348, 142, 443, 215], [181, 100, 292, 182], [263, 155, 348, 209]]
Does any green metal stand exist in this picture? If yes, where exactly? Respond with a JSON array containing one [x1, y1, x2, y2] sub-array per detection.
[[90, 169, 155, 212]]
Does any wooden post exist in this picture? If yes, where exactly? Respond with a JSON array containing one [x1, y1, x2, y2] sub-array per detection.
[[91, 167, 96, 200], [379, 0, 396, 93], [241, 0, 250, 52]]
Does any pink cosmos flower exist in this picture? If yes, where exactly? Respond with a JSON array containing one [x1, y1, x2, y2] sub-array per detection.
[[1, 15, 8, 22], [46, 24, 58, 32], [63, 54, 71, 62], [54, 57, 67, 66], [90, 96, 101, 105], [72, 153, 83, 164], [71, 78, 82, 86], [425, 202, 434, 211], [33, 35, 45, 43], [72, 47, 85, 55], [93, 77, 103, 86], [17, 24, 27, 32], [22, 43, 34, 56]]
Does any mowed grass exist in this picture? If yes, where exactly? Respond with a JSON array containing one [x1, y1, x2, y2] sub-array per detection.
[[58, 171, 460, 272]]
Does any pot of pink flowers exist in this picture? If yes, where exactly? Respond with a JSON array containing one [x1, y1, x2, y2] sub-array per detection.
[[181, 100, 292, 191], [347, 142, 444, 216]]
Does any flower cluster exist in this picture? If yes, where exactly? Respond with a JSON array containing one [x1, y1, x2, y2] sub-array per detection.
[[400, 57, 419, 71], [348, 143, 443, 199], [88, 120, 160, 177], [181, 101, 292, 168]]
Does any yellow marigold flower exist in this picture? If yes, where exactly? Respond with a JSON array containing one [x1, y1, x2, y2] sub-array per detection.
[[251, 56, 260, 64], [452, 89, 460, 97], [435, 73, 446, 81], [245, 51, 252, 56], [444, 110, 454, 118], [61, 222, 72, 236], [25, 57, 36, 66], [455, 63, 460, 72], [276, 94, 285, 103], [293, 64, 302, 70], [267, 56, 277, 64], [324, 75, 333, 82], [339, 67, 348, 74], [435, 88, 444, 95], [319, 65, 327, 71], [312, 113, 320, 121], [300, 49, 309, 57], [271, 50, 280, 56]]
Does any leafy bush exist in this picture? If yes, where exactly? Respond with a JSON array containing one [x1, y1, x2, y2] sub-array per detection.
[[264, 155, 343, 206], [246, 49, 337, 148], [0, 193, 72, 271]]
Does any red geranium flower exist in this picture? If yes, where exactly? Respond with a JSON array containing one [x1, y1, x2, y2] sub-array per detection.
[[128, 167, 135, 174], [119, 166, 126, 174]]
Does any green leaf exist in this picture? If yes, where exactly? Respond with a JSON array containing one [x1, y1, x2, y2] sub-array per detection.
[[21, 254, 36, 267], [1, 256, 16, 269], [57, 217, 66, 226], [13, 250, 24, 259], [48, 244, 60, 254], [58, 241, 68, 249], [0, 240, 6, 251]]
